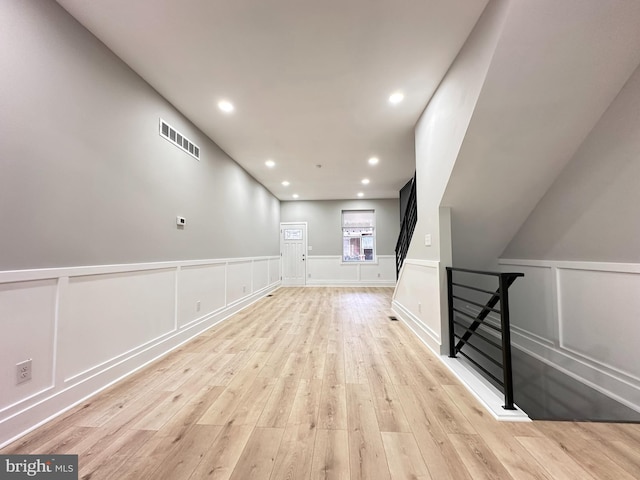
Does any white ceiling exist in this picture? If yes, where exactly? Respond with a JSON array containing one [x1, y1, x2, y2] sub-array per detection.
[[56, 0, 488, 200]]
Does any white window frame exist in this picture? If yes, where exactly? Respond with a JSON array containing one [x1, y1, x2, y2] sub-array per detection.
[[341, 209, 377, 264]]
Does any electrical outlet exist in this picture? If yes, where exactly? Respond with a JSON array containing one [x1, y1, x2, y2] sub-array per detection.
[[195, 300, 201, 312], [16, 359, 32, 385], [418, 302, 422, 313], [242, 285, 246, 293], [377, 273, 381, 278]]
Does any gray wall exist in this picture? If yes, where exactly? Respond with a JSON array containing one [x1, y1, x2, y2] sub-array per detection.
[[280, 199, 399, 256], [502, 63, 640, 262], [0, 1, 280, 270]]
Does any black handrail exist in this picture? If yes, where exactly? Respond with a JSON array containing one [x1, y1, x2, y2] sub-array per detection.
[[446, 267, 523, 410], [395, 173, 417, 279]]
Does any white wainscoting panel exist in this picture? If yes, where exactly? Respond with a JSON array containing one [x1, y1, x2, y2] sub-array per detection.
[[500, 258, 640, 413], [269, 257, 280, 284], [392, 259, 443, 354], [307, 256, 358, 283], [505, 264, 556, 345], [62, 269, 176, 382], [306, 255, 396, 286], [0, 255, 280, 448], [558, 267, 640, 380], [178, 263, 226, 327], [252, 258, 270, 292], [360, 256, 396, 282], [0, 279, 58, 412], [226, 260, 253, 305]]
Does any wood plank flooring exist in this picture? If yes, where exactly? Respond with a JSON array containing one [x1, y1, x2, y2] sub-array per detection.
[[3, 287, 640, 479]]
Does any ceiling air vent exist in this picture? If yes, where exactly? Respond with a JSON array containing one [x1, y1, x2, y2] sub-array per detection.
[[159, 119, 200, 160]]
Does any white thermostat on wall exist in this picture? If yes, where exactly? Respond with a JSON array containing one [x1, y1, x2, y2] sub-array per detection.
[[176, 216, 186, 226]]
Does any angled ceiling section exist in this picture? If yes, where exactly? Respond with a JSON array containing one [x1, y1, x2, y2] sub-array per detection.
[[441, 0, 640, 269]]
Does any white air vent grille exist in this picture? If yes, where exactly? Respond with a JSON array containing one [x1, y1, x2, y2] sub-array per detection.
[[159, 119, 200, 160]]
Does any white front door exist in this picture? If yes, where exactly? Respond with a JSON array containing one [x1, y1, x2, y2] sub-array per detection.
[[281, 223, 307, 286]]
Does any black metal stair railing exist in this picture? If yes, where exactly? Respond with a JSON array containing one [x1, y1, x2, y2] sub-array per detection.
[[446, 267, 524, 410], [395, 173, 417, 279]]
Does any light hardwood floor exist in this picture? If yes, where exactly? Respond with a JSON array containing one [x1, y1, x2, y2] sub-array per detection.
[[3, 287, 640, 479]]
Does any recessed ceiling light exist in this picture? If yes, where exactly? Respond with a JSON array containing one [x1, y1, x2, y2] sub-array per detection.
[[282, 180, 290, 186], [292, 194, 299, 199], [265, 160, 275, 168], [218, 100, 234, 113], [357, 192, 364, 198], [361, 178, 370, 185], [368, 157, 379, 165], [389, 91, 404, 104]]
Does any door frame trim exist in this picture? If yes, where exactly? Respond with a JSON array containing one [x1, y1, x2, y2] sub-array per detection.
[[280, 222, 308, 286]]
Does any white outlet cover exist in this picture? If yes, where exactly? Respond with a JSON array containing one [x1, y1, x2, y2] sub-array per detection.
[[424, 234, 432, 246], [16, 359, 32, 385]]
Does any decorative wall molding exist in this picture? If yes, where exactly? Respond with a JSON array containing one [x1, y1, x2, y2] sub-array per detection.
[[0, 256, 280, 448], [400, 258, 441, 268], [305, 255, 396, 286], [500, 258, 640, 273], [498, 258, 640, 413]]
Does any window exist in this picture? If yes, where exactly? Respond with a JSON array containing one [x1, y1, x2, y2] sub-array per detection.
[[342, 210, 375, 262], [284, 228, 303, 240]]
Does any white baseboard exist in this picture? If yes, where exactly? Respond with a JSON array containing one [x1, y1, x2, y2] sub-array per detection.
[[306, 280, 396, 287], [393, 299, 529, 422], [391, 299, 441, 354], [440, 355, 530, 422], [305, 255, 396, 286]]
